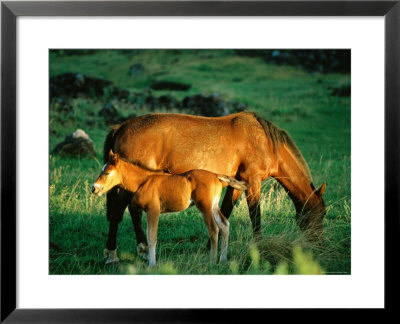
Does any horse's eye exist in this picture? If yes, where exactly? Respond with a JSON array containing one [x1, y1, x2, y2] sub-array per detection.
[[104, 172, 110, 176]]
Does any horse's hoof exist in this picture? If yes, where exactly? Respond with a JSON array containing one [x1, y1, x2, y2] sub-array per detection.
[[104, 248, 119, 264], [105, 258, 119, 265], [137, 243, 148, 260]]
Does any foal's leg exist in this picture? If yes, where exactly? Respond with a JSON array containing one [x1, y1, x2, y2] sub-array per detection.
[[213, 207, 230, 262], [245, 177, 262, 237], [206, 187, 241, 250], [128, 203, 148, 258], [146, 207, 160, 267], [104, 187, 132, 264], [197, 203, 219, 264]]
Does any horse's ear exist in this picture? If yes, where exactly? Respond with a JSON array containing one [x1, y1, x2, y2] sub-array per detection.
[[317, 182, 326, 196]]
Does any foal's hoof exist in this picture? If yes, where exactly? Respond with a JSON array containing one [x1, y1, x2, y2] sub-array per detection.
[[137, 243, 148, 260], [103, 248, 119, 264]]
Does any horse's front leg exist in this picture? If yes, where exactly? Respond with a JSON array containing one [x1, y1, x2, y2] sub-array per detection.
[[220, 186, 243, 219], [128, 203, 148, 259], [146, 207, 160, 267], [245, 177, 262, 238], [104, 187, 132, 264]]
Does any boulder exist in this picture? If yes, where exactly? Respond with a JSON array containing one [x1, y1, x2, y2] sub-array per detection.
[[53, 129, 96, 157], [50, 73, 113, 99], [235, 49, 350, 73], [150, 80, 191, 91], [180, 93, 229, 117], [99, 102, 126, 125], [50, 72, 131, 101], [52, 97, 73, 115], [129, 63, 145, 75]]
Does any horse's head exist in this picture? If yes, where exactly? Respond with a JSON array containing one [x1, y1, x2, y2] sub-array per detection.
[[92, 150, 122, 196], [296, 182, 326, 241]]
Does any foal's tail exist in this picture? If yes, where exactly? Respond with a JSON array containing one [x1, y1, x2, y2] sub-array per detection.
[[217, 175, 249, 191]]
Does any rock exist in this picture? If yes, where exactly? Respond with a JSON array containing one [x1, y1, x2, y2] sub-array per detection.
[[129, 89, 246, 116], [53, 129, 96, 157], [144, 93, 160, 111], [150, 80, 191, 91], [235, 49, 350, 73], [111, 87, 130, 101], [229, 101, 248, 113], [156, 94, 179, 110], [129, 90, 179, 111], [99, 102, 126, 125], [50, 72, 131, 101], [50, 73, 113, 99], [129, 63, 144, 75], [180, 93, 229, 117], [52, 97, 73, 115]]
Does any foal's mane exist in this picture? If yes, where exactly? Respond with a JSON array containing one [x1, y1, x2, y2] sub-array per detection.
[[244, 111, 312, 181]]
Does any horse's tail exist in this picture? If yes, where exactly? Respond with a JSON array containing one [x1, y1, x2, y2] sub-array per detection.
[[245, 111, 312, 181], [103, 124, 123, 163], [218, 175, 249, 191]]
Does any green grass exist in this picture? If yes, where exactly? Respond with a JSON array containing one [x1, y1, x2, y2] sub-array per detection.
[[49, 49, 350, 275]]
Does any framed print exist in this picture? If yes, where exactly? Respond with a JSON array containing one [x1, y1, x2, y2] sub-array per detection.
[[1, 0, 399, 322]]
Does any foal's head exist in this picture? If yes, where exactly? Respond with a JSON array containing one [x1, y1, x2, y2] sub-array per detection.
[[92, 150, 122, 196]]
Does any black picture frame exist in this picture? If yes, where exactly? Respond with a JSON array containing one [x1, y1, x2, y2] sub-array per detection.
[[1, 0, 398, 322]]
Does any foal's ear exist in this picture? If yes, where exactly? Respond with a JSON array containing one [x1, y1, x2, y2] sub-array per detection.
[[317, 182, 326, 196], [109, 149, 115, 161], [109, 150, 119, 164]]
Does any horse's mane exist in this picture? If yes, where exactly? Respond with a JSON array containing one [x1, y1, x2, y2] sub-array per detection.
[[244, 111, 312, 181], [103, 123, 123, 163]]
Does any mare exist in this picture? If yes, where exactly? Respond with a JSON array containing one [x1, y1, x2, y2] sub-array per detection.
[[103, 111, 326, 262], [92, 150, 248, 266]]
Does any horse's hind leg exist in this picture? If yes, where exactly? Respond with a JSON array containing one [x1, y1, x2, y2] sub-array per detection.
[[128, 203, 148, 258], [245, 178, 262, 238], [104, 187, 132, 264]]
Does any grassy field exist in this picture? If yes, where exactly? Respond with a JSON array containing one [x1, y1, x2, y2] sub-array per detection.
[[49, 50, 350, 275]]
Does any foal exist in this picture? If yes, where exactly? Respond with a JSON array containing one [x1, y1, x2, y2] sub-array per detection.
[[92, 150, 248, 267]]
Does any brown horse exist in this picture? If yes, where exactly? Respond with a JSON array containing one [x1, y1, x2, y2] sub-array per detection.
[[103, 111, 326, 261], [93, 150, 248, 266]]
